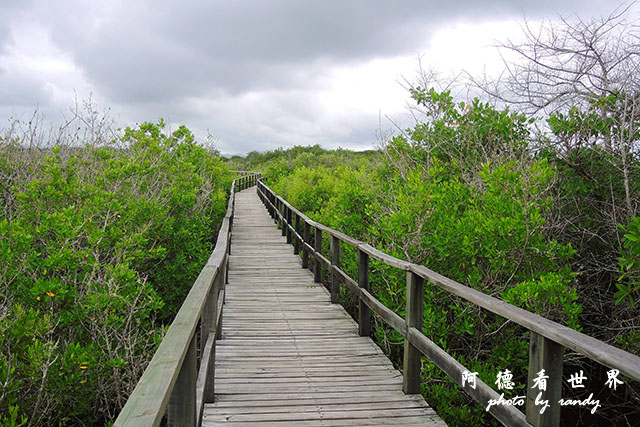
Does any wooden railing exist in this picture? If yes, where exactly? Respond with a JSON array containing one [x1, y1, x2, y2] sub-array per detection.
[[114, 172, 260, 427], [256, 179, 640, 427]]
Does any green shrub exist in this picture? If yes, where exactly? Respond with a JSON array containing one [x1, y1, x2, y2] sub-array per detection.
[[0, 119, 232, 424]]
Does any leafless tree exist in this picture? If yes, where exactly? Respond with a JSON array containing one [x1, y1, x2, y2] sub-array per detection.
[[473, 4, 640, 218], [489, 4, 639, 132]]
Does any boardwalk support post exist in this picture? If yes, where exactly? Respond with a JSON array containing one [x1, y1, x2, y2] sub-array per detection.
[[286, 206, 292, 244], [273, 198, 278, 223], [281, 203, 287, 237], [294, 214, 301, 255], [526, 332, 563, 427], [330, 236, 340, 303], [403, 271, 424, 394], [303, 221, 311, 269], [215, 270, 224, 340], [358, 248, 371, 336], [314, 227, 322, 283], [168, 334, 197, 426]]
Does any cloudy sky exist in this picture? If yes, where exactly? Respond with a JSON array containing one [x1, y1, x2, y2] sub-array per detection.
[[0, 1, 626, 155]]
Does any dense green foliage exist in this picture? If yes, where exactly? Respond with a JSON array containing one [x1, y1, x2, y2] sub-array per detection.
[[247, 85, 639, 425], [0, 120, 232, 425]]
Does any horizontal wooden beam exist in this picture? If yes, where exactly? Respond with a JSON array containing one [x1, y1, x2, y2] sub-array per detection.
[[409, 264, 640, 381], [360, 288, 406, 336], [406, 327, 530, 426]]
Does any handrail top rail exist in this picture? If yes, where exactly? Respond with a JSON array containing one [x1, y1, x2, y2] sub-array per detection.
[[258, 179, 640, 382], [115, 175, 249, 426]]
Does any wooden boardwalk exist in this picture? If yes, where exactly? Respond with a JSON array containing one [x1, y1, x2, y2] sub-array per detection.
[[203, 188, 445, 426]]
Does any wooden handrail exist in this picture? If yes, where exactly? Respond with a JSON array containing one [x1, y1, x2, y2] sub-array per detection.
[[256, 179, 640, 427], [114, 172, 260, 427]]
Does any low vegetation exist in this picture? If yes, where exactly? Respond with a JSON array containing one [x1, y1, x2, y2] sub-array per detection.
[[0, 118, 232, 425]]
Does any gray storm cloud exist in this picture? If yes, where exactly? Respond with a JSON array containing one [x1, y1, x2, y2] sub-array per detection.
[[0, 0, 617, 154]]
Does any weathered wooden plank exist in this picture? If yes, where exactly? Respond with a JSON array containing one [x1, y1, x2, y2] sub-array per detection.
[[215, 369, 399, 378], [211, 392, 426, 406], [215, 375, 403, 386], [207, 401, 435, 416], [204, 407, 437, 422], [212, 390, 422, 402]]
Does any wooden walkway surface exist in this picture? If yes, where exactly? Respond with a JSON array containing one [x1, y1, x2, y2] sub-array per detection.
[[203, 188, 445, 426]]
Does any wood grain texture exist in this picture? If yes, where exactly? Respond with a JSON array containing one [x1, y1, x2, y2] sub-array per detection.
[[204, 187, 445, 426]]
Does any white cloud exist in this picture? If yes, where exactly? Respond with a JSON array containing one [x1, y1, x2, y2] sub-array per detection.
[[0, 20, 96, 116], [425, 20, 526, 77]]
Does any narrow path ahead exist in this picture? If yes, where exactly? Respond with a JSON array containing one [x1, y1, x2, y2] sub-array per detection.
[[203, 187, 446, 426]]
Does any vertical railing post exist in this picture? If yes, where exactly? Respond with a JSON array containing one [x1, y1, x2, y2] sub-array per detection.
[[314, 227, 322, 283], [215, 271, 224, 340], [302, 221, 311, 269], [205, 269, 221, 402], [286, 207, 292, 244], [294, 214, 301, 255], [358, 249, 370, 336], [276, 198, 282, 225], [168, 334, 197, 426], [201, 283, 214, 355], [268, 192, 273, 218], [403, 271, 424, 394], [526, 332, 564, 427], [281, 203, 287, 237], [269, 193, 275, 218], [330, 236, 340, 303]]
